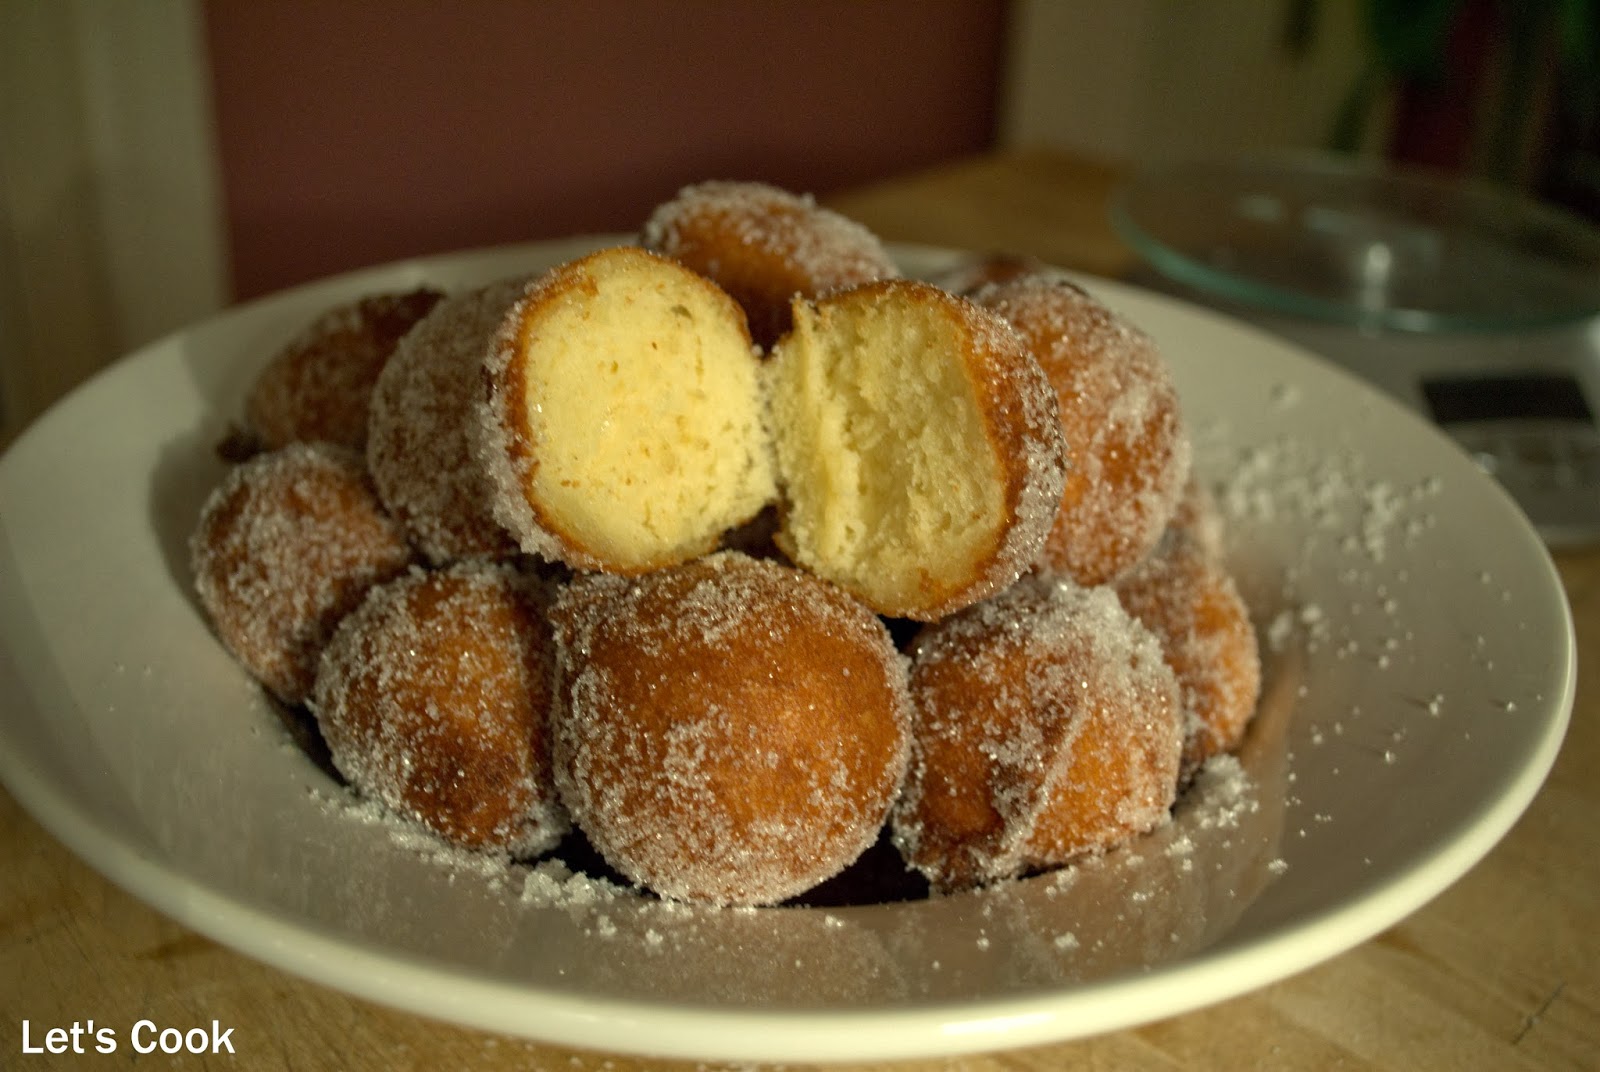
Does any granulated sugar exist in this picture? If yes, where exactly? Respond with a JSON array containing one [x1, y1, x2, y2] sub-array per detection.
[[256, 344, 1471, 1006], [518, 858, 631, 910], [1208, 427, 1441, 564]]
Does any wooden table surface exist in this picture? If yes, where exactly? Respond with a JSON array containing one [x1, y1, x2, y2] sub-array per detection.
[[3, 148, 1596, 1071]]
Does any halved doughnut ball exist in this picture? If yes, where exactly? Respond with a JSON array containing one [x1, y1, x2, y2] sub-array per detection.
[[479, 246, 776, 574], [190, 442, 415, 705], [973, 275, 1191, 586], [245, 287, 444, 452], [312, 561, 568, 855], [550, 552, 912, 906], [766, 279, 1067, 621], [891, 575, 1183, 892], [641, 179, 899, 350], [1113, 528, 1261, 779]]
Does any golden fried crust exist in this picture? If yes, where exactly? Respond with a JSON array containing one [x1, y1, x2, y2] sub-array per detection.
[[246, 288, 444, 451], [550, 552, 912, 905], [189, 443, 416, 705], [974, 275, 1191, 586], [893, 576, 1182, 892], [312, 562, 567, 855], [642, 180, 899, 350], [1114, 528, 1261, 778]]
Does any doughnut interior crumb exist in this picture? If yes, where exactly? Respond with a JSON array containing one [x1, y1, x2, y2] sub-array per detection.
[[767, 285, 1008, 615], [485, 247, 777, 571]]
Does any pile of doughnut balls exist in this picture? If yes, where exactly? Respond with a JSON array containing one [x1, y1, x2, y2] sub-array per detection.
[[191, 180, 1260, 906]]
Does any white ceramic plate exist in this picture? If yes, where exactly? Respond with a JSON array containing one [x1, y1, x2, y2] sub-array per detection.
[[0, 240, 1574, 1064]]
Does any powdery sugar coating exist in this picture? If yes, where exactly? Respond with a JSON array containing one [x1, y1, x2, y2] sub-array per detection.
[[312, 561, 568, 856], [550, 551, 913, 906], [1113, 527, 1262, 779], [892, 575, 1183, 892], [190, 442, 416, 705], [641, 179, 900, 349], [246, 287, 445, 451], [367, 279, 526, 564], [974, 275, 1192, 586]]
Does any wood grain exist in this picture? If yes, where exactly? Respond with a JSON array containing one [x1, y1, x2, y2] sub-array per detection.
[[2, 150, 1595, 1071]]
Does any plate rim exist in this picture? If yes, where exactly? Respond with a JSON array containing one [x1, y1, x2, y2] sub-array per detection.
[[0, 238, 1578, 1063]]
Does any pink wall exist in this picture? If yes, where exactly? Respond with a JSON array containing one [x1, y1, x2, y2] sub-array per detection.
[[203, 1, 1007, 300]]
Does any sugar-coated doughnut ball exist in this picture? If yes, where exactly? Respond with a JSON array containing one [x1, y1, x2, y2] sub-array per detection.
[[1114, 528, 1260, 778], [892, 575, 1183, 892], [550, 551, 912, 906], [312, 561, 568, 855], [190, 442, 416, 705], [766, 279, 1067, 621], [367, 279, 525, 564], [973, 275, 1191, 586], [642, 180, 899, 350], [246, 288, 444, 452], [478, 246, 776, 574], [929, 251, 1046, 297]]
